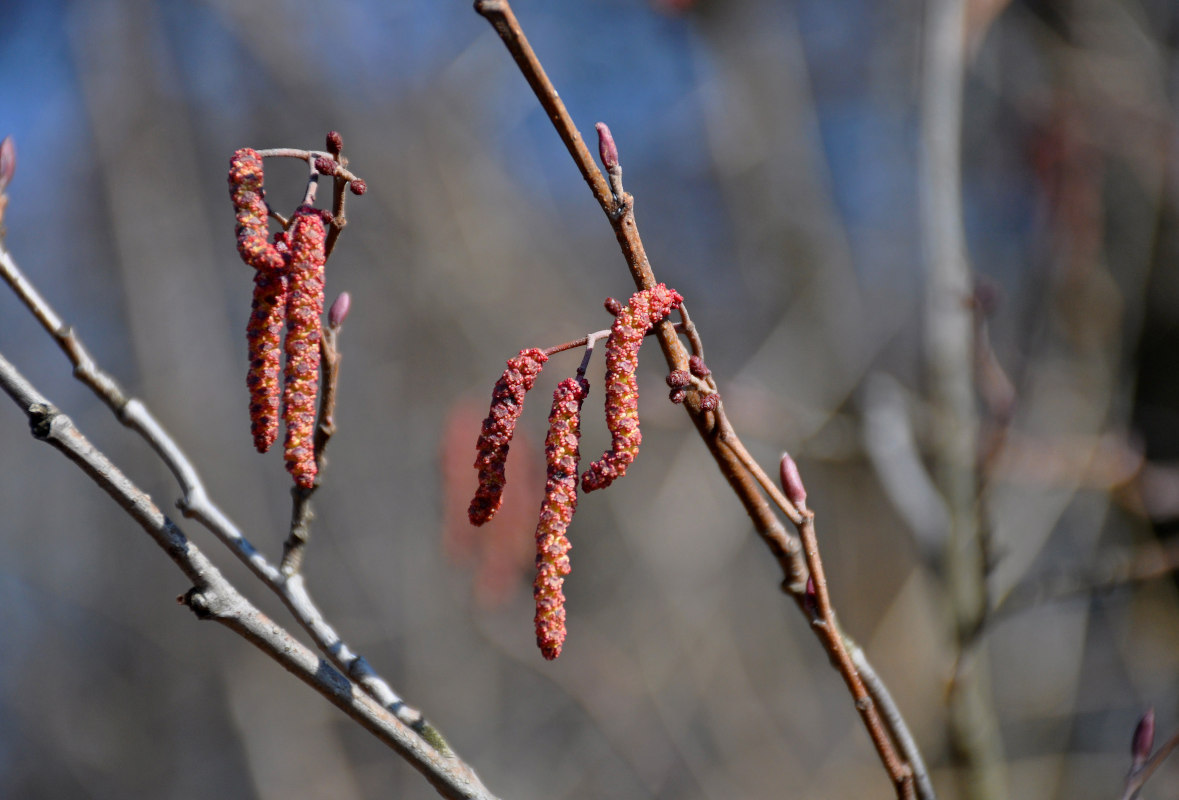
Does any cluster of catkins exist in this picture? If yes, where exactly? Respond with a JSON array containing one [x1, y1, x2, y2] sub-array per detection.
[[469, 283, 684, 659], [228, 148, 331, 489]]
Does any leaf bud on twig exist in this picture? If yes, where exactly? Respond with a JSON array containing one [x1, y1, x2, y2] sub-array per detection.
[[328, 291, 352, 329], [779, 451, 807, 510], [668, 387, 687, 404], [326, 130, 343, 156], [666, 370, 691, 388], [699, 393, 719, 412], [469, 348, 550, 525], [595, 122, 618, 170], [1132, 707, 1155, 769], [604, 297, 622, 316]]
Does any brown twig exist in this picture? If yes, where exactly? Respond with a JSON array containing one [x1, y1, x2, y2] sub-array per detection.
[[474, 2, 926, 797]]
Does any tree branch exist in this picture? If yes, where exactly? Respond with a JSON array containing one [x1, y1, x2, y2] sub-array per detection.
[[0, 350, 497, 800]]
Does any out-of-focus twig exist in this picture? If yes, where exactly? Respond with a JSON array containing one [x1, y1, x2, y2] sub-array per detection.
[[0, 350, 496, 800], [919, 0, 1005, 794]]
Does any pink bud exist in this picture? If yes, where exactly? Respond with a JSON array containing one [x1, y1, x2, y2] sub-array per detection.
[[668, 387, 687, 404], [604, 297, 622, 316], [314, 156, 337, 176], [326, 131, 343, 155], [595, 122, 618, 170], [349, 178, 367, 196], [328, 292, 352, 328], [1132, 707, 1155, 768], [666, 370, 691, 388], [779, 452, 807, 509], [803, 576, 819, 618], [0, 136, 14, 191], [699, 393, 719, 412]]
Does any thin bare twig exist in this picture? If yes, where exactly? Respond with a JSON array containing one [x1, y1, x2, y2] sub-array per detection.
[[1120, 728, 1179, 800], [474, 2, 928, 796], [0, 239, 455, 756], [0, 350, 495, 800]]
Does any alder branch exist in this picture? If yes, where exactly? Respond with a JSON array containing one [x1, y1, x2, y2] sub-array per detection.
[[473, 2, 927, 797], [0, 238, 460, 762], [0, 350, 497, 800]]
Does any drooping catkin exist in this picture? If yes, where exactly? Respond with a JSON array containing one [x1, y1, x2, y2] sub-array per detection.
[[469, 348, 549, 525], [228, 148, 285, 272], [581, 283, 682, 492], [533, 376, 588, 660], [282, 207, 329, 489], [246, 267, 288, 452]]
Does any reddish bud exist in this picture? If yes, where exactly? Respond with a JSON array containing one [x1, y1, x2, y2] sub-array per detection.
[[666, 370, 690, 388], [1132, 707, 1155, 769], [0, 136, 14, 191], [779, 452, 807, 509], [699, 393, 719, 412], [604, 297, 622, 316], [328, 291, 351, 329], [688, 355, 710, 378], [314, 156, 337, 176], [803, 576, 819, 618], [349, 178, 367, 196], [595, 122, 618, 170], [668, 387, 687, 404], [326, 130, 343, 155]]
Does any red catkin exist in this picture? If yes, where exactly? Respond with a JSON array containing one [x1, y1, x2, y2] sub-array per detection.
[[246, 268, 288, 452], [533, 376, 589, 660], [581, 283, 682, 492], [228, 148, 285, 272], [282, 206, 330, 489], [469, 348, 549, 525]]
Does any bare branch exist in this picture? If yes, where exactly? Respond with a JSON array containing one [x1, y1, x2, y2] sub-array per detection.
[[0, 350, 496, 800]]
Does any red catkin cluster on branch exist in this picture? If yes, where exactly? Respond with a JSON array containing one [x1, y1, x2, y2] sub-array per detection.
[[581, 283, 682, 492], [469, 348, 549, 525], [283, 207, 330, 488], [533, 376, 589, 660], [229, 148, 336, 488]]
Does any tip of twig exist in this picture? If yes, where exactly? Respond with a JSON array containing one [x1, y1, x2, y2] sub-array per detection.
[[349, 178, 367, 196], [595, 122, 618, 170]]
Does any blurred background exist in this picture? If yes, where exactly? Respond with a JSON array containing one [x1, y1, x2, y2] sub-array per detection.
[[1, 0, 1178, 797]]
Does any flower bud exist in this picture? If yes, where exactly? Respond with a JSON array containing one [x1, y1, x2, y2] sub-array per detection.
[[349, 178, 367, 196], [326, 130, 343, 155], [328, 291, 352, 329], [1132, 707, 1155, 769]]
